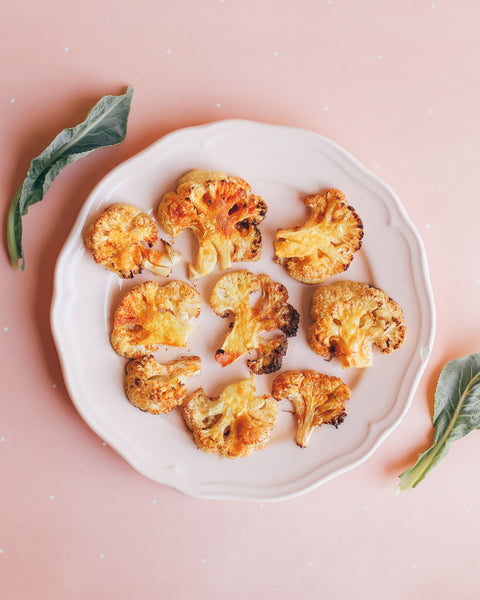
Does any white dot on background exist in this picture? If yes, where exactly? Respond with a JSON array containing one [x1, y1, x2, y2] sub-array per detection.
[[1, 437, 5, 443], [466, 508, 471, 514], [3, 327, 7, 332], [259, 503, 264, 508], [100, 554, 105, 559], [166, 49, 172, 54], [324, 106, 329, 111], [0, 549, 4, 554], [363, 506, 368, 511], [152, 499, 158, 504], [426, 224, 431, 229], [52, 384, 56, 389], [50, 495, 55, 500], [10, 99, 15, 104], [413, 564, 418, 569], [431, 3, 435, 7], [202, 558, 207, 563], [309, 561, 314, 567], [64, 47, 69, 52], [374, 164, 380, 169], [377, 54, 383, 60], [216, 103, 221, 108]]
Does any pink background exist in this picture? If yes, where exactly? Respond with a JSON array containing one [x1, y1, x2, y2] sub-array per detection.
[[2, 1, 479, 598]]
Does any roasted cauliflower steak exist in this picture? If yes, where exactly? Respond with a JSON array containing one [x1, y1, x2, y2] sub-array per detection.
[[85, 203, 181, 278], [111, 280, 201, 358], [272, 370, 350, 447], [158, 169, 267, 279], [182, 375, 278, 458], [274, 189, 363, 283], [308, 280, 407, 368], [210, 270, 299, 374], [125, 354, 202, 414]]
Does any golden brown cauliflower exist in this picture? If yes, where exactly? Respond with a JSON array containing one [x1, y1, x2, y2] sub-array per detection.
[[124, 354, 202, 414], [274, 189, 363, 283], [308, 280, 407, 368], [182, 375, 278, 458], [210, 270, 299, 374], [272, 370, 350, 447], [85, 203, 181, 278], [158, 170, 267, 279], [111, 280, 201, 358]]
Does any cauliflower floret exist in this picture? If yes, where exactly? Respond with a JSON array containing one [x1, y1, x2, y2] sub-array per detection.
[[158, 170, 267, 279], [274, 189, 363, 283], [210, 270, 299, 374], [272, 370, 350, 447], [308, 280, 407, 368], [85, 203, 181, 278], [111, 280, 201, 358], [124, 354, 202, 414], [182, 375, 278, 458]]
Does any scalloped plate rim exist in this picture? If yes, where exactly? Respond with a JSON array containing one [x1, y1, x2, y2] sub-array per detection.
[[50, 119, 436, 502]]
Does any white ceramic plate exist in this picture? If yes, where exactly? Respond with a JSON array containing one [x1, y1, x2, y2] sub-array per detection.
[[51, 120, 435, 502]]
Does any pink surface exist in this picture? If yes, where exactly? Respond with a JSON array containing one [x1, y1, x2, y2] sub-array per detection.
[[1, 1, 479, 598]]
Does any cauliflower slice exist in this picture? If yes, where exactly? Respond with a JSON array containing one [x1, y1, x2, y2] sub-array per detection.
[[158, 170, 267, 279], [308, 280, 407, 368], [111, 280, 201, 358], [125, 354, 202, 414], [274, 189, 363, 283], [182, 375, 278, 458], [210, 270, 299, 374], [85, 203, 181, 278], [272, 370, 350, 447]]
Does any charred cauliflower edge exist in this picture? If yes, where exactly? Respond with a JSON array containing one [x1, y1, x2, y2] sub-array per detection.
[[274, 189, 363, 284], [125, 354, 202, 414], [308, 280, 407, 368], [272, 370, 351, 447], [210, 270, 299, 374], [158, 170, 267, 279], [85, 203, 181, 278], [110, 280, 201, 358], [182, 375, 278, 458]]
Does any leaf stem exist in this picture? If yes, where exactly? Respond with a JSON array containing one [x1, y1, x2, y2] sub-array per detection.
[[7, 184, 23, 270], [395, 445, 438, 492]]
